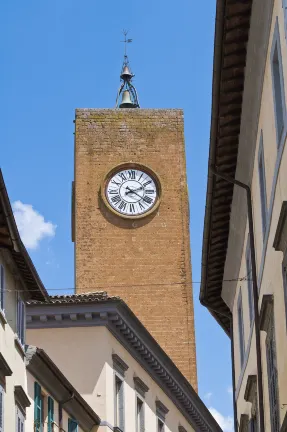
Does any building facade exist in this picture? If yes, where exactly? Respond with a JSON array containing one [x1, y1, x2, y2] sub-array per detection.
[[26, 292, 221, 432], [201, 0, 287, 431]]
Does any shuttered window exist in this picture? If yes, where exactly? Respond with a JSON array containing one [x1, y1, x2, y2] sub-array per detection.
[[34, 382, 42, 432], [0, 384, 4, 432], [237, 291, 245, 367], [47, 397, 54, 432], [16, 406, 25, 432], [68, 418, 78, 432], [136, 397, 144, 432], [17, 294, 25, 346], [258, 136, 268, 237], [0, 265, 4, 311], [266, 316, 279, 432], [115, 376, 124, 431]]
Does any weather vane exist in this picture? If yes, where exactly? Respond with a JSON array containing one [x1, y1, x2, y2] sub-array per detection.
[[115, 30, 140, 109]]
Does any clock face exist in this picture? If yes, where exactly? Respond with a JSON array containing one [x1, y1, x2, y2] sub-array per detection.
[[105, 167, 159, 217]]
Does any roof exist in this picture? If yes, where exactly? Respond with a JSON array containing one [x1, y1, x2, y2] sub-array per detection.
[[199, 0, 253, 334], [27, 291, 120, 305], [0, 170, 48, 302], [27, 293, 222, 431], [25, 345, 101, 430]]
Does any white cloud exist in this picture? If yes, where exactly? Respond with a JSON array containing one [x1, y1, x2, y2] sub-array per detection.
[[204, 392, 213, 402], [12, 201, 56, 250], [209, 408, 234, 432]]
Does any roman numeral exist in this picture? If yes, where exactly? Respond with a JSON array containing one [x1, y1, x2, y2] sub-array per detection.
[[143, 196, 153, 204], [129, 203, 135, 213], [128, 170, 136, 180], [111, 179, 121, 187], [145, 190, 155, 194], [139, 201, 145, 210], [111, 195, 121, 204], [108, 189, 119, 194], [119, 173, 127, 181], [143, 180, 152, 187], [118, 201, 127, 211], [138, 173, 144, 182]]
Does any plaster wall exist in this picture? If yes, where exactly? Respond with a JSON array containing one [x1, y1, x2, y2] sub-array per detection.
[[27, 325, 195, 432], [0, 253, 27, 431], [224, 0, 287, 429]]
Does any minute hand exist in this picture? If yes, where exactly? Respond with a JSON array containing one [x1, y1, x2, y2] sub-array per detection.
[[126, 187, 143, 199]]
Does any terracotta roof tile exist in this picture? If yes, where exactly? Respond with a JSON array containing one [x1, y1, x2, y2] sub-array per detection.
[[27, 291, 120, 305]]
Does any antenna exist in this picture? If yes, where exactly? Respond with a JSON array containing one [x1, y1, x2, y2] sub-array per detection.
[[121, 29, 133, 59]]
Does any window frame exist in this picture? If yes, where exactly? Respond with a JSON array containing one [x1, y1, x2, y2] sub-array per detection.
[[17, 293, 25, 346], [114, 374, 124, 431], [246, 237, 254, 326], [0, 383, 4, 432], [68, 418, 78, 432], [34, 382, 42, 432], [16, 405, 25, 432], [136, 395, 145, 432], [266, 314, 280, 432], [237, 290, 245, 367], [271, 18, 286, 149], [157, 417, 165, 432], [0, 264, 5, 312], [258, 133, 268, 238], [47, 396, 54, 432]]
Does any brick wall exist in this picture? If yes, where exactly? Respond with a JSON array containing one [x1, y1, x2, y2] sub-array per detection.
[[74, 109, 197, 388]]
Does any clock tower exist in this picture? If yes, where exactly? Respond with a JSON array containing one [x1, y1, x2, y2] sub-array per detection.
[[72, 50, 197, 388]]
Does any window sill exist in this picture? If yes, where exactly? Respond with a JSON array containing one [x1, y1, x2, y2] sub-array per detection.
[[14, 336, 25, 359], [0, 309, 7, 327]]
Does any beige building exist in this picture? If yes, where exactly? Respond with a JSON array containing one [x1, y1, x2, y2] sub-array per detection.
[[0, 170, 49, 430], [26, 292, 221, 432], [201, 0, 287, 431]]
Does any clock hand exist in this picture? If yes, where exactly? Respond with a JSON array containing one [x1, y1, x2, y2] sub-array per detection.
[[125, 187, 143, 195], [126, 187, 143, 200]]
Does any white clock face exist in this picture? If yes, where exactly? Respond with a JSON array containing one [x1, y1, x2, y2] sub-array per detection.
[[105, 168, 158, 217]]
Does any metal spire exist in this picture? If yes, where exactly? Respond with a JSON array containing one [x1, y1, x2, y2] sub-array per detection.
[[115, 30, 140, 108]]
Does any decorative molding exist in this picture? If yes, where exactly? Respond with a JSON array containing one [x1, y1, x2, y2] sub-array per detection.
[[156, 399, 169, 420], [259, 295, 274, 331], [273, 201, 287, 251], [178, 425, 187, 432], [14, 385, 31, 413], [112, 353, 129, 377], [133, 375, 149, 397], [280, 409, 287, 432], [26, 301, 222, 431], [0, 309, 7, 327], [239, 414, 248, 432], [244, 375, 257, 403], [0, 353, 12, 377], [15, 336, 25, 359]]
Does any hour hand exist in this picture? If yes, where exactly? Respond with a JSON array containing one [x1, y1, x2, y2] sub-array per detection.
[[125, 187, 143, 195]]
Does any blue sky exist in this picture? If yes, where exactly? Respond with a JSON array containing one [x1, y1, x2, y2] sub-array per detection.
[[1, 0, 233, 429]]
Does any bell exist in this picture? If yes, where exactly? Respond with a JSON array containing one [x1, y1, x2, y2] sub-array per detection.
[[120, 65, 133, 81], [119, 90, 134, 108]]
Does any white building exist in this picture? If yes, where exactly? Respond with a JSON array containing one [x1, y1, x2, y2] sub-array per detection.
[[201, 0, 287, 430]]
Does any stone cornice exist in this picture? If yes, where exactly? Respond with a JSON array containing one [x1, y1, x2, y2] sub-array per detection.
[[27, 300, 222, 432]]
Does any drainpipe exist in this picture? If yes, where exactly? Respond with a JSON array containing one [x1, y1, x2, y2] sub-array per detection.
[[207, 305, 238, 432], [210, 166, 265, 432]]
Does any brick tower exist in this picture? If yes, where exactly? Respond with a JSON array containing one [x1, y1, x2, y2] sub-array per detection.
[[72, 49, 197, 388]]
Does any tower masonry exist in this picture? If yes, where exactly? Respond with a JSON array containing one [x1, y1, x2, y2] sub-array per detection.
[[73, 108, 197, 388]]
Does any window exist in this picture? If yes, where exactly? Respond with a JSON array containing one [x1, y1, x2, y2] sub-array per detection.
[[48, 397, 54, 432], [157, 418, 164, 432], [271, 20, 286, 147], [34, 382, 43, 432], [266, 315, 280, 432], [0, 384, 4, 432], [68, 418, 78, 432], [136, 397, 144, 432], [237, 290, 245, 367], [258, 135, 268, 236], [16, 406, 25, 432], [284, 0, 287, 38], [246, 239, 254, 326], [0, 265, 4, 311], [115, 375, 124, 431], [17, 294, 25, 346]]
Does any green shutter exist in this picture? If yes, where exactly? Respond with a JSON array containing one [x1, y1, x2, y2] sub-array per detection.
[[68, 418, 78, 432], [48, 397, 54, 432], [34, 382, 42, 432]]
